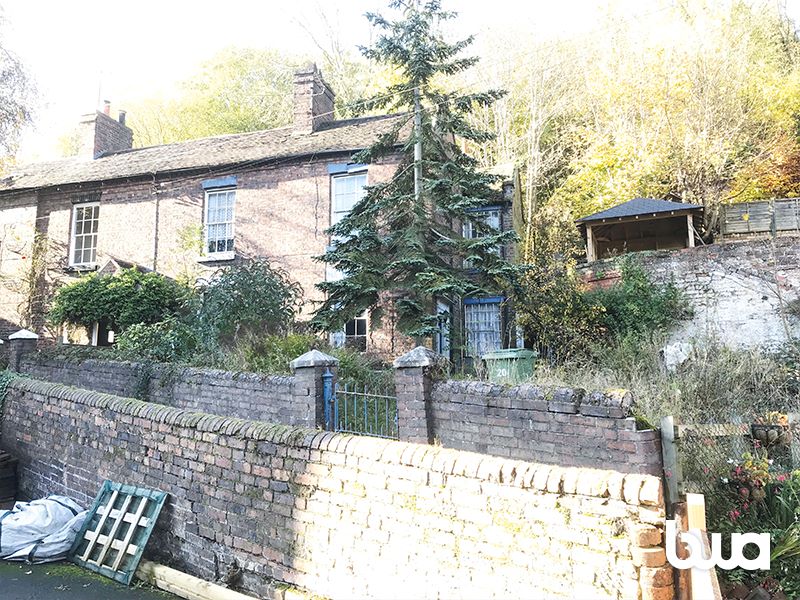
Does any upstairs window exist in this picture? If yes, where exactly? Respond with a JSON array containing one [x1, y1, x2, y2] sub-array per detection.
[[205, 188, 236, 257], [463, 208, 501, 242], [328, 168, 368, 282], [463, 208, 502, 266], [70, 202, 100, 267], [331, 171, 368, 240]]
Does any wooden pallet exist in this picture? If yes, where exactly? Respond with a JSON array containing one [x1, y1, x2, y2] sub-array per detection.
[[68, 480, 168, 585]]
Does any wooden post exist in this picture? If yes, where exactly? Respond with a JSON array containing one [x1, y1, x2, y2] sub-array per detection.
[[686, 214, 696, 248], [685, 493, 723, 600], [661, 415, 681, 516], [586, 224, 597, 262]]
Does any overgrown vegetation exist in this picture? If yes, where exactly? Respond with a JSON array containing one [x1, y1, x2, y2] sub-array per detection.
[[516, 255, 692, 362], [707, 451, 800, 598], [47, 260, 392, 389], [48, 268, 191, 332]]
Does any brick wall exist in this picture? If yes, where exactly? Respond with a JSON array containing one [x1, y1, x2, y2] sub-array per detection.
[[11, 153, 404, 356], [19, 353, 662, 476], [18, 355, 311, 426], [580, 237, 800, 349], [1, 378, 673, 600], [429, 380, 662, 476]]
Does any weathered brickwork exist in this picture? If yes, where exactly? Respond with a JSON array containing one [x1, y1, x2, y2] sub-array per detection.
[[18, 355, 311, 426], [0, 153, 407, 356], [580, 236, 800, 348], [1, 378, 672, 600], [430, 380, 662, 476], [20, 353, 662, 476]]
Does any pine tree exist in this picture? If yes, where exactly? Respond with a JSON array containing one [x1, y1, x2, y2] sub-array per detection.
[[311, 0, 522, 340]]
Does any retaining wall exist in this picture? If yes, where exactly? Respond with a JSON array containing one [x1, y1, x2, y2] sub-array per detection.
[[1, 378, 673, 600]]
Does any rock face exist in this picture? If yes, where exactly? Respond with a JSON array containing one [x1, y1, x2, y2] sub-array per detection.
[[580, 236, 800, 349]]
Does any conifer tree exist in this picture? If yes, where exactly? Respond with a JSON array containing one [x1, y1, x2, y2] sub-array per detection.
[[312, 0, 521, 339]]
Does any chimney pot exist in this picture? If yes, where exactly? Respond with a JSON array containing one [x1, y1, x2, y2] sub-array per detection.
[[118, 110, 127, 126], [103, 100, 111, 116]]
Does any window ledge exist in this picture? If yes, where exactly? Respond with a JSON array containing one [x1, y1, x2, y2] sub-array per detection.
[[198, 252, 236, 264], [64, 264, 98, 273]]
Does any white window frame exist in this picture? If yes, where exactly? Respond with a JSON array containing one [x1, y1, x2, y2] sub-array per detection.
[[344, 311, 368, 350], [204, 187, 236, 259], [69, 201, 100, 268], [463, 208, 502, 268], [327, 169, 368, 281]]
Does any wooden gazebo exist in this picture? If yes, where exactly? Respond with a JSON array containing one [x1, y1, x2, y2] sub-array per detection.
[[576, 198, 703, 262]]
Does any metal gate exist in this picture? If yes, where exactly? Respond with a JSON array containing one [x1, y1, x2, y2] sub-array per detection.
[[322, 369, 398, 439]]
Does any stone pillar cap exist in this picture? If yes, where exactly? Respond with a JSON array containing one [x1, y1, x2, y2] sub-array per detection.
[[289, 349, 339, 370], [393, 346, 445, 368], [9, 329, 38, 340]]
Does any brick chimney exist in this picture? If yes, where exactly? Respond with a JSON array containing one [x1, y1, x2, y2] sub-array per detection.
[[77, 102, 134, 159], [293, 63, 335, 134]]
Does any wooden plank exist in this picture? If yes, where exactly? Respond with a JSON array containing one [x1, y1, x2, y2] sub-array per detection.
[[95, 492, 134, 567], [677, 423, 749, 437], [97, 504, 151, 528], [111, 496, 149, 572], [81, 489, 119, 562], [82, 532, 139, 558], [136, 560, 260, 600], [686, 493, 706, 531]]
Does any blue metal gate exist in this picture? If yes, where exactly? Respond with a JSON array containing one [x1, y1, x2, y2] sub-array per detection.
[[322, 369, 398, 439]]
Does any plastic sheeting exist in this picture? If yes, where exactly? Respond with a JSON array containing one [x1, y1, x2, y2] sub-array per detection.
[[0, 496, 87, 564]]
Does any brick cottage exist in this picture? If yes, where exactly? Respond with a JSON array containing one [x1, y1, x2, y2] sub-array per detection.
[[0, 64, 517, 360]]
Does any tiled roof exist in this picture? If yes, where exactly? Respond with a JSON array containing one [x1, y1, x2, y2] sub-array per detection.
[[576, 198, 704, 223], [0, 113, 407, 193]]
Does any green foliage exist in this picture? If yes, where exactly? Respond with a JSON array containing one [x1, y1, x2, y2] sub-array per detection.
[[197, 259, 303, 344], [232, 333, 320, 375], [516, 254, 690, 360], [707, 454, 800, 596], [585, 257, 693, 339], [312, 0, 522, 339], [48, 268, 191, 332], [114, 318, 201, 363]]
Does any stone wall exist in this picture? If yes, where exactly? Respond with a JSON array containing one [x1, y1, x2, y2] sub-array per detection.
[[429, 380, 662, 476], [1, 378, 673, 600], [18, 355, 313, 427], [580, 236, 800, 348]]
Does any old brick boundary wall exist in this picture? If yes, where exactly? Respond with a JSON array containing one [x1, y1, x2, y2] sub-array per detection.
[[429, 381, 661, 475], [1, 378, 673, 600], [19, 353, 662, 476], [17, 355, 310, 426]]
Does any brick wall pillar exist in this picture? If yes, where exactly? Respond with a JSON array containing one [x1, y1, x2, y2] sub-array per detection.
[[289, 349, 339, 429], [393, 347, 444, 444], [8, 329, 38, 372]]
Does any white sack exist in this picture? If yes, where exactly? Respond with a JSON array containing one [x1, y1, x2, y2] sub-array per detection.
[[4, 510, 89, 563], [0, 495, 84, 560]]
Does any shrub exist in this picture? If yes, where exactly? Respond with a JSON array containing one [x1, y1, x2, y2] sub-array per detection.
[[584, 256, 692, 338], [114, 318, 201, 363], [48, 268, 191, 332], [197, 259, 303, 344]]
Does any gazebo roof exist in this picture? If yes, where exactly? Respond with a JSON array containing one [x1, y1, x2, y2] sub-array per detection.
[[576, 198, 703, 224]]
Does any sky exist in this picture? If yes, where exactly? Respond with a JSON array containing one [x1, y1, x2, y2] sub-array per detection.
[[2, 0, 799, 161]]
